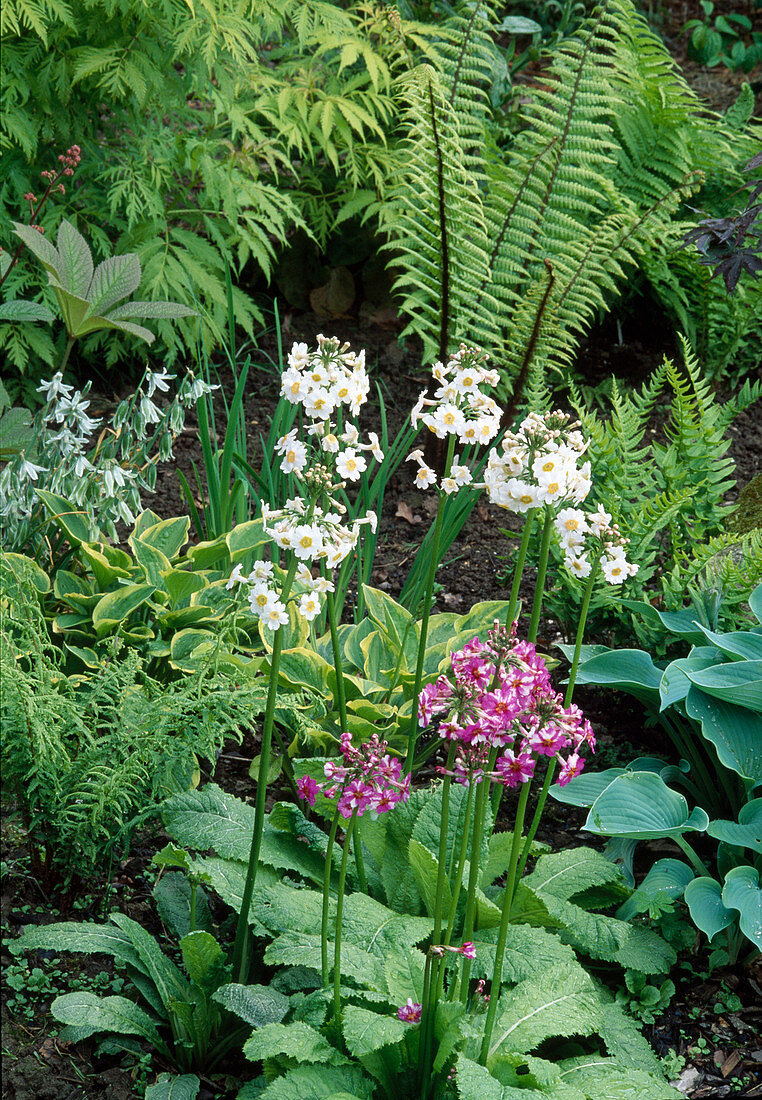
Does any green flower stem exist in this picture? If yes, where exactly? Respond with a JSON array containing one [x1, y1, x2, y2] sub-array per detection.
[[432, 744, 457, 947], [515, 557, 600, 882], [455, 753, 497, 1000], [404, 433, 457, 774], [231, 558, 298, 984], [674, 834, 711, 877], [59, 335, 75, 375], [442, 776, 476, 951], [334, 809, 358, 1029], [322, 809, 342, 987], [478, 778, 532, 1066], [323, 569, 348, 736], [353, 826, 368, 896], [418, 950, 437, 1097], [527, 508, 553, 644], [506, 509, 537, 627]]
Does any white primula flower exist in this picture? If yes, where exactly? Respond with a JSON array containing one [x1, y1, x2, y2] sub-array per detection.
[[280, 439, 308, 475], [293, 523, 323, 560], [249, 586, 275, 614], [364, 432, 384, 462], [566, 553, 592, 578], [588, 505, 612, 534], [441, 477, 459, 494], [602, 552, 635, 585], [451, 463, 472, 487], [321, 432, 340, 453], [555, 508, 588, 539], [505, 478, 541, 512], [303, 387, 335, 420], [336, 448, 367, 482], [281, 367, 305, 403], [249, 560, 274, 583], [262, 599, 290, 630], [287, 342, 309, 370], [298, 592, 322, 622], [430, 403, 465, 438], [340, 424, 360, 446]]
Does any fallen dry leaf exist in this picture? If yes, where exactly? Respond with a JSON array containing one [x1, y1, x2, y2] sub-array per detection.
[[395, 501, 422, 525], [720, 1050, 743, 1077]]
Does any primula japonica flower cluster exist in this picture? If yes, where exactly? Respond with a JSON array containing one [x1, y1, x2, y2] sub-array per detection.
[[408, 345, 502, 492], [227, 337, 380, 630], [484, 410, 592, 513], [418, 624, 594, 787], [298, 733, 411, 819]]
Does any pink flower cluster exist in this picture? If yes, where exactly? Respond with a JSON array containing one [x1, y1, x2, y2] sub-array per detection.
[[418, 624, 594, 787], [298, 733, 411, 819]]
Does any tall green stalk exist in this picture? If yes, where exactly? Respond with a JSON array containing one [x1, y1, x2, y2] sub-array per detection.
[[333, 809, 358, 1029], [527, 507, 553, 643], [404, 434, 457, 773], [231, 560, 297, 983], [505, 509, 537, 627], [321, 810, 342, 987]]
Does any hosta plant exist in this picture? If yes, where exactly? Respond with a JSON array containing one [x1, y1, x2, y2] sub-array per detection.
[[552, 583, 762, 960]]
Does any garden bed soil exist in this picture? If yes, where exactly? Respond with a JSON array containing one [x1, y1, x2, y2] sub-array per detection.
[[3, 7, 762, 1095]]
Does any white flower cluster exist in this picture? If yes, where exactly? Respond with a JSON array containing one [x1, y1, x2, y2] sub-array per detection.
[[226, 560, 334, 631], [484, 411, 592, 513], [0, 369, 216, 554], [408, 346, 502, 492], [230, 336, 380, 631], [281, 335, 370, 420], [555, 505, 638, 584]]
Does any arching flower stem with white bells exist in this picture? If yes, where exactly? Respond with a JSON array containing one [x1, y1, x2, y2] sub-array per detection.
[[230, 337, 381, 983], [404, 345, 504, 773]]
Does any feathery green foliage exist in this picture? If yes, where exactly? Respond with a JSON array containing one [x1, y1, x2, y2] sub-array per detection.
[[0, 551, 266, 884], [377, 0, 758, 393]]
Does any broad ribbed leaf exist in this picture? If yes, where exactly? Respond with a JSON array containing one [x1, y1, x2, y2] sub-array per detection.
[[685, 688, 762, 780], [523, 847, 624, 902], [0, 299, 55, 322], [263, 932, 386, 991], [706, 799, 762, 854], [243, 1022, 347, 1065], [684, 877, 734, 941], [722, 865, 762, 948], [453, 1056, 503, 1100], [144, 1074, 200, 1100], [384, 950, 425, 1003], [56, 219, 94, 296], [15, 921, 145, 974], [558, 1055, 681, 1098], [87, 253, 142, 316], [486, 963, 600, 1060], [212, 983, 289, 1027], [162, 785, 254, 860], [257, 1064, 374, 1100], [51, 992, 167, 1051], [179, 930, 226, 991], [12, 221, 59, 272], [343, 1005, 408, 1057], [584, 771, 709, 839], [106, 299, 195, 320], [110, 913, 189, 1011]]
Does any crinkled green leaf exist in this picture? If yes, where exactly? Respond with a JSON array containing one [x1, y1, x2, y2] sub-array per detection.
[[243, 1022, 348, 1065]]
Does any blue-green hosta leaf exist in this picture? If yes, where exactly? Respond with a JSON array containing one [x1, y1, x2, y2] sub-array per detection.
[[685, 688, 762, 781], [51, 992, 167, 1052], [750, 583, 762, 624], [659, 650, 721, 709], [257, 1063, 375, 1100], [616, 859, 695, 921], [722, 865, 762, 948], [243, 1022, 348, 1066], [655, 607, 709, 644], [549, 768, 625, 807], [684, 877, 735, 941], [0, 299, 55, 322], [342, 1005, 408, 1057], [144, 1074, 200, 1100], [583, 771, 709, 839], [558, 1055, 682, 1098], [571, 650, 662, 705], [485, 962, 600, 1061], [684, 661, 762, 713], [212, 983, 289, 1028], [707, 799, 762, 854], [692, 626, 762, 662]]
